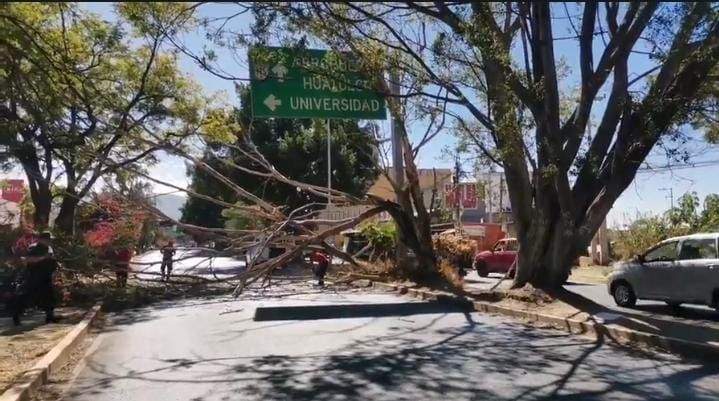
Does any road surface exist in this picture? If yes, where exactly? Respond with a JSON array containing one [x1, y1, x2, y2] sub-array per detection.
[[464, 270, 719, 324], [65, 281, 719, 401]]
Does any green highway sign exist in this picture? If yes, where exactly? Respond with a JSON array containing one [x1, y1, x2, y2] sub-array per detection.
[[249, 47, 387, 120]]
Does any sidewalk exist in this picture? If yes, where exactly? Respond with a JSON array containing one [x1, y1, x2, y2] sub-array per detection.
[[0, 307, 87, 394], [371, 277, 719, 359]]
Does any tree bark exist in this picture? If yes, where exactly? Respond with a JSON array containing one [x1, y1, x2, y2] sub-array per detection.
[[513, 212, 580, 289], [379, 199, 438, 282], [54, 194, 79, 236], [20, 160, 52, 229], [30, 185, 52, 229]]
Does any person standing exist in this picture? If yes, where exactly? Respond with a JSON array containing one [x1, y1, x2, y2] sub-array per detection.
[[114, 247, 133, 288], [11, 232, 60, 326], [160, 240, 176, 281], [309, 250, 330, 287]]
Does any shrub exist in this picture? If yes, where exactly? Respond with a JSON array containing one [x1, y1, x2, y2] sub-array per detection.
[[82, 194, 151, 251], [433, 231, 476, 273], [358, 221, 397, 261], [613, 216, 689, 260]]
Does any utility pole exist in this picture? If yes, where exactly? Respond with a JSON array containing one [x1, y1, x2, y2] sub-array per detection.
[[453, 157, 462, 232], [659, 187, 674, 210], [486, 173, 493, 223]]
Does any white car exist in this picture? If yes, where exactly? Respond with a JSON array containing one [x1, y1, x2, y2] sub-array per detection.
[[607, 233, 719, 311]]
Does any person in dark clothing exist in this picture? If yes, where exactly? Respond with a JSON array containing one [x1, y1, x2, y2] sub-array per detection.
[[310, 250, 330, 287], [160, 241, 176, 281], [11, 232, 60, 326]]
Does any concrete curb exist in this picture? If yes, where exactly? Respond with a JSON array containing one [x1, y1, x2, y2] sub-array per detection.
[[371, 280, 719, 361], [0, 304, 103, 401]]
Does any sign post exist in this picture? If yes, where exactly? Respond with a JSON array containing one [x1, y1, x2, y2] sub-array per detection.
[[249, 47, 388, 211]]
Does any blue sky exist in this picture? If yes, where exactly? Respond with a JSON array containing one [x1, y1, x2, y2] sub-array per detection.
[[81, 3, 719, 227]]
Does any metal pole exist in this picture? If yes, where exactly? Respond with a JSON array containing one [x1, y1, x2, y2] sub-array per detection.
[[327, 118, 331, 206], [454, 158, 461, 231], [487, 173, 493, 223], [499, 175, 504, 218], [659, 187, 674, 210], [669, 189, 674, 209]]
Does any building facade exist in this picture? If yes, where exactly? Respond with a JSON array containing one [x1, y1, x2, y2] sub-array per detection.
[[0, 179, 26, 228]]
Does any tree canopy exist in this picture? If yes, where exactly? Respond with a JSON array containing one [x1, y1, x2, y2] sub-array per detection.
[[0, 2, 204, 233]]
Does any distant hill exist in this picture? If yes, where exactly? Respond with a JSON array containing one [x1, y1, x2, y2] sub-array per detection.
[[153, 193, 186, 221]]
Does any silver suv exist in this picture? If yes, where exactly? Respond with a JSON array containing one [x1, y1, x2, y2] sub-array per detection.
[[608, 233, 719, 311]]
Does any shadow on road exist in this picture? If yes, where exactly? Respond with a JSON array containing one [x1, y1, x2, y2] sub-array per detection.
[[67, 311, 719, 401], [253, 301, 472, 321]]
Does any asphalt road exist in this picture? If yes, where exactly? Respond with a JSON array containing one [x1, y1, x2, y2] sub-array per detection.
[[64, 281, 719, 401], [463, 271, 719, 324]]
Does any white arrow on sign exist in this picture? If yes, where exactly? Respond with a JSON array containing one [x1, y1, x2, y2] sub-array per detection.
[[264, 94, 282, 111], [272, 63, 288, 82]]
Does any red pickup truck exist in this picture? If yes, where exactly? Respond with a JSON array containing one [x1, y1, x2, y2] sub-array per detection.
[[473, 238, 518, 278]]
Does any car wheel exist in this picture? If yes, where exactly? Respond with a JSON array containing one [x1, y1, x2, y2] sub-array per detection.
[[475, 261, 489, 278], [612, 282, 636, 307], [665, 301, 682, 310]]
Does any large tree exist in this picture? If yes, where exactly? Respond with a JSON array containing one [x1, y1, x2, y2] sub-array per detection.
[[225, 1, 719, 289], [0, 3, 202, 234], [181, 86, 380, 228]]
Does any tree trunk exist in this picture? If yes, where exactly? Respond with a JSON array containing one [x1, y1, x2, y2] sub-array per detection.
[[380, 199, 438, 283], [31, 188, 52, 229], [23, 171, 52, 229], [54, 195, 79, 236], [513, 218, 582, 289]]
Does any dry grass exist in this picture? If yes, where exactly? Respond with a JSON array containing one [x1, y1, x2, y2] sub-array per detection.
[[438, 259, 465, 289], [433, 232, 476, 272], [569, 265, 614, 285]]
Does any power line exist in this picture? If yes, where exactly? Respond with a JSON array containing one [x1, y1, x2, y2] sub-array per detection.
[[636, 159, 719, 174]]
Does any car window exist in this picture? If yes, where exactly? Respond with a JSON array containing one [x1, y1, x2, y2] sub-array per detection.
[[505, 240, 519, 251], [644, 241, 678, 263], [679, 238, 718, 260], [493, 241, 505, 252]]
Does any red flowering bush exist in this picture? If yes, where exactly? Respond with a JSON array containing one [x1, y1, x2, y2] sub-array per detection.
[[83, 194, 150, 253], [84, 221, 116, 248]]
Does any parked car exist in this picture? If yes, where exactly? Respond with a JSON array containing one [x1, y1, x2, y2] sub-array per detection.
[[607, 233, 719, 311], [473, 238, 518, 278]]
